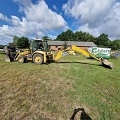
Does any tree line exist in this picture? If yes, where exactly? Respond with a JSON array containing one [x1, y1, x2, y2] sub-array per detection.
[[1, 29, 119, 50], [55, 30, 120, 50]]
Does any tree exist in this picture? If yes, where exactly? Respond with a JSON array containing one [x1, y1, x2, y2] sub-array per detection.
[[17, 37, 29, 49], [56, 31, 68, 41], [74, 31, 95, 42], [55, 29, 74, 41], [66, 29, 74, 41], [56, 30, 96, 42], [42, 36, 51, 41], [55, 30, 120, 49], [13, 36, 19, 47], [96, 33, 110, 46], [109, 39, 120, 50]]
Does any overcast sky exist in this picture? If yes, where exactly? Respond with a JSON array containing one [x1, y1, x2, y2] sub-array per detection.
[[0, 0, 120, 45]]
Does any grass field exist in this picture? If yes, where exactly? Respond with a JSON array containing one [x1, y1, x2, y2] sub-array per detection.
[[0, 54, 120, 120]]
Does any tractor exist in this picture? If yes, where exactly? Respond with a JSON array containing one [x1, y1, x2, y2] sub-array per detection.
[[4, 39, 114, 69], [5, 39, 54, 64]]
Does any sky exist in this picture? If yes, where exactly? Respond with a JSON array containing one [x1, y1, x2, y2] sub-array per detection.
[[0, 0, 120, 45]]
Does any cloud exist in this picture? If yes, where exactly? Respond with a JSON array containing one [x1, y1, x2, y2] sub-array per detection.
[[101, 2, 120, 39], [23, 1, 67, 30], [13, 0, 31, 7], [53, 5, 57, 10], [0, 13, 9, 22], [63, 0, 120, 39], [0, 0, 68, 44]]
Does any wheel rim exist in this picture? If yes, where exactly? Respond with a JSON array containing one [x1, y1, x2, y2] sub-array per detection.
[[33, 54, 43, 64]]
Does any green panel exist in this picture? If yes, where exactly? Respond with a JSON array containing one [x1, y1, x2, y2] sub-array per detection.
[[91, 47, 111, 59]]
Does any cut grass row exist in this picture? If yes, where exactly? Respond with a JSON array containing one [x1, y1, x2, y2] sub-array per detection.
[[0, 54, 120, 120]]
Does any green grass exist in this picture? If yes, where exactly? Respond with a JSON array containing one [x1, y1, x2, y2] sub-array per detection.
[[0, 54, 120, 120]]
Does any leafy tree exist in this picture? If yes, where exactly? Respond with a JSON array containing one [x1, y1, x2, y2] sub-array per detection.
[[55, 29, 120, 49], [56, 30, 96, 42], [17, 37, 29, 49], [96, 33, 110, 46], [74, 31, 90, 41], [76, 32, 95, 42], [109, 39, 120, 50], [56, 32, 68, 41], [56, 29, 74, 41], [13, 36, 19, 47], [74, 31, 80, 41], [42, 36, 51, 41], [66, 29, 74, 41]]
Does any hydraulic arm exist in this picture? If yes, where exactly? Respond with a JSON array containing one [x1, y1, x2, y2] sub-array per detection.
[[54, 45, 114, 69]]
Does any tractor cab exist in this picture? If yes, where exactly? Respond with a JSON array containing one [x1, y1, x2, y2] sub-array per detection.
[[30, 40, 50, 53]]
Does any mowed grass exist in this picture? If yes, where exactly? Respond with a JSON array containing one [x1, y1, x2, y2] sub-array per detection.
[[0, 54, 120, 120]]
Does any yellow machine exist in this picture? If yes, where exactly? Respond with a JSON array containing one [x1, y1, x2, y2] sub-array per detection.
[[54, 45, 114, 69], [5, 40, 54, 64], [5, 40, 114, 69]]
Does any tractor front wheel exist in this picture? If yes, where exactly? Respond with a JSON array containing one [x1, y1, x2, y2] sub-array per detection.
[[18, 56, 25, 63], [33, 54, 43, 64]]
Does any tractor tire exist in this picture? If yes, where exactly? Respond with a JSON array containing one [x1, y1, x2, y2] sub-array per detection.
[[18, 56, 25, 63], [33, 54, 43, 65]]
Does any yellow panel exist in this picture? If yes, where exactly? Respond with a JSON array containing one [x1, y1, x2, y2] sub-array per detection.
[[54, 50, 63, 60], [71, 45, 90, 57]]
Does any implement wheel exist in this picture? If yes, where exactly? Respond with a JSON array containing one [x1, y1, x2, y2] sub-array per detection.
[[33, 54, 43, 64]]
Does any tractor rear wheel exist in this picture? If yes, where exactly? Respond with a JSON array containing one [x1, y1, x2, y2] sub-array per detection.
[[33, 54, 43, 64]]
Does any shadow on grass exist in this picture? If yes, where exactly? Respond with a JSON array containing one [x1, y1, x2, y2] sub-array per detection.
[[6, 59, 112, 69], [55, 61, 101, 67], [70, 108, 92, 120], [54, 61, 113, 69]]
